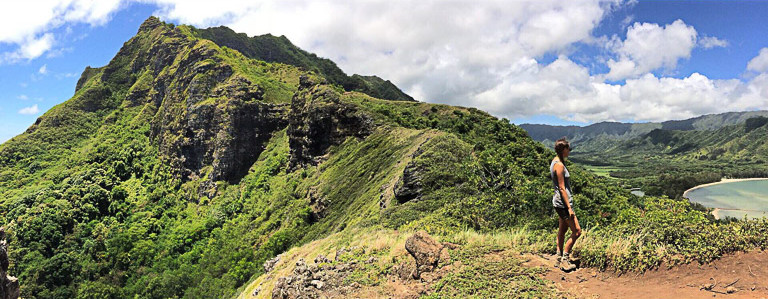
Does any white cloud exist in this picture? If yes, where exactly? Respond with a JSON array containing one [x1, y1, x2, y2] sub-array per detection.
[[17, 95, 28, 100], [18, 104, 40, 115], [463, 55, 768, 123], [2, 33, 55, 62], [747, 48, 768, 73], [699, 36, 728, 49], [134, 1, 768, 122], [0, 0, 123, 63], [159, 0, 618, 105], [39, 64, 48, 74], [606, 20, 697, 80], [1, 0, 765, 126], [56, 72, 80, 79], [620, 15, 634, 28]]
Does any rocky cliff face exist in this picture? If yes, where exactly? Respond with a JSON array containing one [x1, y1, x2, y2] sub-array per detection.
[[93, 16, 377, 188], [0, 228, 19, 299], [288, 76, 373, 169], [99, 17, 292, 186]]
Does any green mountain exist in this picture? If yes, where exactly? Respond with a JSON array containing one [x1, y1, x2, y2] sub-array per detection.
[[588, 116, 768, 161], [520, 110, 768, 147], [191, 25, 415, 102], [1, 17, 767, 299]]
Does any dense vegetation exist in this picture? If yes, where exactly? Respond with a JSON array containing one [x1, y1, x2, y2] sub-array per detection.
[[566, 118, 768, 198], [1, 17, 767, 299]]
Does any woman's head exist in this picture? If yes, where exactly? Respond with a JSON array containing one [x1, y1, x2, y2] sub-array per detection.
[[554, 137, 571, 160]]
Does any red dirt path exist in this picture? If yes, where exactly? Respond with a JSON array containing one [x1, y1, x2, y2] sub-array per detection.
[[526, 250, 768, 299]]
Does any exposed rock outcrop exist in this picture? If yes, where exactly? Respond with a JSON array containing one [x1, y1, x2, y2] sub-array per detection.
[[271, 249, 363, 299], [306, 186, 328, 221], [403, 231, 453, 279], [288, 75, 373, 169], [393, 160, 424, 203], [0, 228, 19, 299], [105, 17, 290, 187], [263, 254, 282, 273]]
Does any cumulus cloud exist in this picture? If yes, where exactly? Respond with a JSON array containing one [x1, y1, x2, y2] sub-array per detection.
[[699, 36, 728, 49], [39, 64, 48, 74], [2, 33, 55, 62], [747, 48, 768, 73], [2, 0, 765, 125], [0, 0, 123, 63], [476, 57, 768, 123], [154, 0, 618, 106], [18, 104, 40, 115], [606, 20, 697, 80]]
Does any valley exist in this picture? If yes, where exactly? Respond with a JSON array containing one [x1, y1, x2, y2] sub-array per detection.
[[521, 113, 768, 220]]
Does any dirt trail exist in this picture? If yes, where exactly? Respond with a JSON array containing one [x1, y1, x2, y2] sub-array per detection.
[[524, 250, 768, 299]]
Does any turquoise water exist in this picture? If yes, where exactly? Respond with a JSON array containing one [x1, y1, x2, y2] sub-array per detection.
[[686, 179, 768, 219]]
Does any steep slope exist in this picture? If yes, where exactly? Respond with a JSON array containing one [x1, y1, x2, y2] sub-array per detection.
[[191, 26, 415, 102]]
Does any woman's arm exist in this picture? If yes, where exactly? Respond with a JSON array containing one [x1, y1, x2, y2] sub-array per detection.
[[554, 163, 574, 217]]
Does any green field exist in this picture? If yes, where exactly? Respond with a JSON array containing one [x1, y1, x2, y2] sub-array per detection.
[[584, 165, 622, 178]]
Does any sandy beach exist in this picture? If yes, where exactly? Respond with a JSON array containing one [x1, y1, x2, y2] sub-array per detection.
[[682, 177, 768, 198]]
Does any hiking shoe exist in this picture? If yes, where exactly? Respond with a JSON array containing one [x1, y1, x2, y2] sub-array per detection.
[[560, 254, 577, 271], [560, 259, 577, 271], [567, 255, 580, 263], [553, 255, 561, 268]]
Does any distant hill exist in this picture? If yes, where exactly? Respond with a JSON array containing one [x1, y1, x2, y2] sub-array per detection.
[[520, 110, 768, 146]]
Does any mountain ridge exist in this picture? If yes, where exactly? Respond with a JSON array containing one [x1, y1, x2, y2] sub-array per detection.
[[520, 110, 768, 145], [191, 25, 415, 102]]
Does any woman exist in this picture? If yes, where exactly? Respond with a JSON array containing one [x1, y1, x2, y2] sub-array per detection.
[[551, 137, 581, 271]]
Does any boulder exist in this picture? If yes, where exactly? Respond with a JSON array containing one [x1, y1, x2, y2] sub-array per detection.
[[405, 231, 443, 276]]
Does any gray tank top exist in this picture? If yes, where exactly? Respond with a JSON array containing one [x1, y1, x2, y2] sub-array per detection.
[[550, 159, 573, 208]]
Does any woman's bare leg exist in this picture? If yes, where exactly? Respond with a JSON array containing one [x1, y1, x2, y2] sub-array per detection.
[[564, 215, 582, 254], [557, 217, 567, 255]]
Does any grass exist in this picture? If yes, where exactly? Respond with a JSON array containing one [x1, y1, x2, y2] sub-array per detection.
[[424, 247, 559, 299], [584, 165, 622, 179], [238, 227, 563, 298]]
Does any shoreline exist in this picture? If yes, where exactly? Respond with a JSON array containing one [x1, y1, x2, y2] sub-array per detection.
[[682, 177, 768, 199]]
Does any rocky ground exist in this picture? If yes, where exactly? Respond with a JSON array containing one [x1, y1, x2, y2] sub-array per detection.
[[260, 231, 458, 299], [240, 229, 768, 299]]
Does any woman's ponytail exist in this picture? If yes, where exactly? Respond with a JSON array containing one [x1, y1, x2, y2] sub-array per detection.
[[554, 137, 570, 163]]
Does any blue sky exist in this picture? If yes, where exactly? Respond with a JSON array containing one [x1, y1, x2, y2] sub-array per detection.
[[2, 1, 768, 143]]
